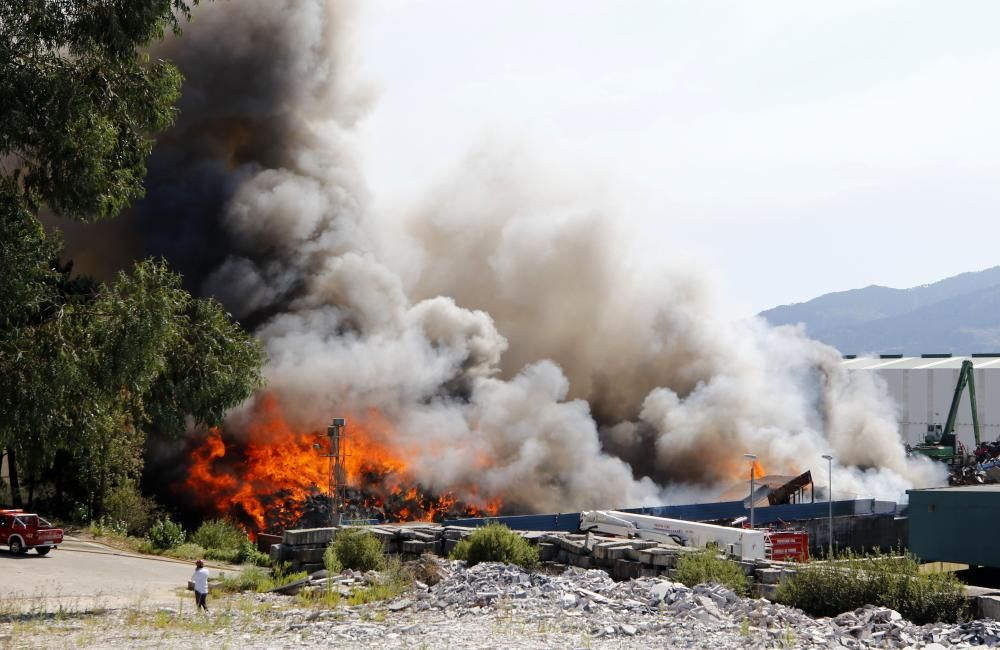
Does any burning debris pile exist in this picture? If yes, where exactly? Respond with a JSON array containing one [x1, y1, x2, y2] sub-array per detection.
[[60, 0, 948, 526], [183, 395, 499, 532]]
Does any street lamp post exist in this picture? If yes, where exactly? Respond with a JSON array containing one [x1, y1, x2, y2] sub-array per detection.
[[743, 453, 757, 529], [821, 454, 833, 558]]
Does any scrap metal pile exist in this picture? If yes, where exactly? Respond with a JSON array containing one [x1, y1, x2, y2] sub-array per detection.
[[948, 440, 1000, 486]]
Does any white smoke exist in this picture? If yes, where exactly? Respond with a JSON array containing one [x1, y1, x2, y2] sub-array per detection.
[[153, 0, 944, 512]]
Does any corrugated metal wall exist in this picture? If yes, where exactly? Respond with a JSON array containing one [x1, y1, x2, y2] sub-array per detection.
[[844, 357, 1000, 448], [445, 498, 895, 531]]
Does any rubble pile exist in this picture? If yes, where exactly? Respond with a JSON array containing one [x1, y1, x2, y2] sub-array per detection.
[[250, 559, 1000, 649]]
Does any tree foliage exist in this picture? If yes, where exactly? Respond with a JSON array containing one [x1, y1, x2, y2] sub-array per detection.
[[0, 0, 266, 515], [1, 0, 195, 219]]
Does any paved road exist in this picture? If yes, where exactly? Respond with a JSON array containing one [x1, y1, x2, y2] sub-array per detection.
[[0, 537, 217, 613]]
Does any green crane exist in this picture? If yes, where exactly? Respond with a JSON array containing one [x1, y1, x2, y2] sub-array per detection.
[[910, 360, 981, 463]]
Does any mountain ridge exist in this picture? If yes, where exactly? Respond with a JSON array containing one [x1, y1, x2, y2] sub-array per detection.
[[760, 266, 1000, 355]]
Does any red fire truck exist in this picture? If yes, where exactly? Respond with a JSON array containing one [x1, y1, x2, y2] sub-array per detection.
[[0, 509, 64, 555]]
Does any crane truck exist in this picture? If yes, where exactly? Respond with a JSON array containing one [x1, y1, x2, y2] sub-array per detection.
[[579, 510, 808, 562]]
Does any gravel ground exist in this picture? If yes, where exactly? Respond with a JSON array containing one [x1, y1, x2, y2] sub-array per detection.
[[3, 560, 999, 649]]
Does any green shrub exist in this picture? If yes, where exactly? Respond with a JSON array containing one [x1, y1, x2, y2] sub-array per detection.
[[218, 565, 308, 594], [148, 516, 186, 550], [236, 538, 271, 567], [103, 481, 158, 536], [191, 519, 244, 551], [164, 542, 205, 560], [674, 549, 749, 596], [88, 516, 128, 538], [449, 523, 538, 569], [324, 543, 343, 574], [776, 551, 967, 624], [332, 527, 385, 572]]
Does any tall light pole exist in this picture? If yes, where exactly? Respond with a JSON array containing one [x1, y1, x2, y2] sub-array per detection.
[[822, 454, 833, 558], [315, 418, 347, 528], [743, 453, 757, 529]]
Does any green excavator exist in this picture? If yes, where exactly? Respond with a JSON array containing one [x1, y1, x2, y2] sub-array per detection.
[[908, 359, 981, 464]]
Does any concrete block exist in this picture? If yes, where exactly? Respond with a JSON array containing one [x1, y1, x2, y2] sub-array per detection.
[[443, 526, 473, 540], [369, 528, 399, 544], [269, 544, 289, 564], [756, 568, 782, 585], [591, 542, 616, 561], [556, 550, 568, 564], [976, 595, 1000, 620], [568, 553, 591, 569], [400, 529, 437, 542], [614, 559, 643, 581], [283, 527, 336, 547], [443, 538, 459, 556], [557, 537, 588, 555], [402, 540, 431, 554], [638, 547, 674, 567], [603, 544, 634, 562], [292, 547, 327, 564], [538, 542, 557, 562]]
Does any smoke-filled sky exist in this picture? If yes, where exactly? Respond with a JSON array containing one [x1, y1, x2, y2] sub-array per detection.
[[356, 1, 1000, 315], [60, 0, 954, 512]]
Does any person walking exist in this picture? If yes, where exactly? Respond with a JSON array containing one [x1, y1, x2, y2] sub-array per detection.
[[191, 559, 210, 612]]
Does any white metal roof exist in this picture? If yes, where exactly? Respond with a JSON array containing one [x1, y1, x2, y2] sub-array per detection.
[[842, 355, 1000, 370]]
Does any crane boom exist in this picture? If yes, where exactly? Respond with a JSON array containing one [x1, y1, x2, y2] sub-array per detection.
[[943, 360, 981, 453]]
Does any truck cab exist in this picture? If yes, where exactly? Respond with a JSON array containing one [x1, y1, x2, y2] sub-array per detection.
[[0, 510, 63, 555]]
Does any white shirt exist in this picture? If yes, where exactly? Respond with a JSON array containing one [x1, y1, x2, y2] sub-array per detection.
[[191, 567, 209, 594]]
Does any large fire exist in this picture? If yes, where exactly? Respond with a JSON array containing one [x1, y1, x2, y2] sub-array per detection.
[[184, 393, 501, 532]]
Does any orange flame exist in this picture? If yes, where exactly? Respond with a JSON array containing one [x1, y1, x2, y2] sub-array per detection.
[[751, 460, 766, 480], [184, 393, 502, 531]]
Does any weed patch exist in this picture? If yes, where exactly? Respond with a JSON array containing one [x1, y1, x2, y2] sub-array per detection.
[[674, 549, 749, 596], [776, 551, 967, 624]]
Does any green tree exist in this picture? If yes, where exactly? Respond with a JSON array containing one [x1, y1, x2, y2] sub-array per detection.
[[1, 0, 194, 219], [0, 0, 266, 514]]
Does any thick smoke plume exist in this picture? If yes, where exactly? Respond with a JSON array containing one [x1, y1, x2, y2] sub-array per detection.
[[87, 0, 943, 512]]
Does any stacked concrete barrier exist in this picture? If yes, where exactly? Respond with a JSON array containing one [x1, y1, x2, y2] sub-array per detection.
[[272, 525, 478, 573], [269, 523, 796, 585]]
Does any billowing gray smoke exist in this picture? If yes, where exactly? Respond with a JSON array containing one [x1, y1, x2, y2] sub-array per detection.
[[86, 0, 944, 511]]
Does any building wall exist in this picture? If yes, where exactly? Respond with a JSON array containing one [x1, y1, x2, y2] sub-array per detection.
[[845, 357, 1000, 448], [908, 487, 1000, 567]]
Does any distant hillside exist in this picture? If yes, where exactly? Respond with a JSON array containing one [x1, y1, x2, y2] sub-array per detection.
[[760, 267, 1000, 355]]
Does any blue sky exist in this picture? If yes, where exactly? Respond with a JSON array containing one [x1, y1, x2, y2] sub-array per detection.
[[354, 1, 1000, 315]]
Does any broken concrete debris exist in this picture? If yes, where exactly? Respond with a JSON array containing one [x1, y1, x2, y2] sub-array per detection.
[[279, 558, 1000, 649]]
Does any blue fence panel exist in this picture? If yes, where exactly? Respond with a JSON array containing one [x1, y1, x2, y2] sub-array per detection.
[[443, 499, 885, 532]]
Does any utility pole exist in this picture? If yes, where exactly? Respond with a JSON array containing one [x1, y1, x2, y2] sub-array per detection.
[[316, 418, 347, 527]]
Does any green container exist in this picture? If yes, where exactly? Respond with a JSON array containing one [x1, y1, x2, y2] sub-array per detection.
[[908, 486, 1000, 567]]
